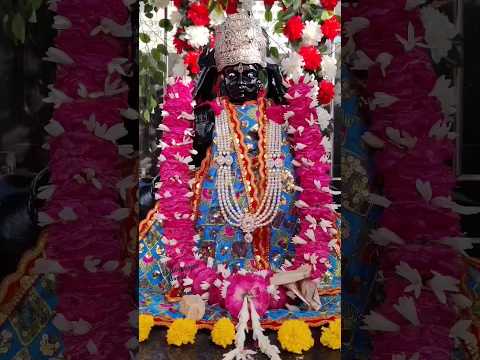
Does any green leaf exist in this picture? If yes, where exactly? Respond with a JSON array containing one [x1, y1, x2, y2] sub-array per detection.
[[321, 10, 333, 21], [269, 47, 279, 59], [11, 13, 25, 43], [139, 32, 151, 43], [157, 60, 167, 72], [273, 21, 284, 34], [151, 48, 162, 62], [159, 19, 173, 32], [30, 0, 43, 11], [265, 9, 273, 22], [153, 70, 164, 85], [278, 8, 296, 23], [148, 96, 157, 111], [318, 43, 328, 53], [293, 0, 301, 11], [157, 43, 168, 56], [142, 109, 150, 123]]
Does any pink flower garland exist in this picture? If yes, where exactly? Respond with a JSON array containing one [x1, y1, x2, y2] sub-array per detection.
[[279, 79, 337, 279], [345, 1, 473, 357], [42, 0, 134, 358], [157, 78, 336, 318], [156, 80, 215, 289]]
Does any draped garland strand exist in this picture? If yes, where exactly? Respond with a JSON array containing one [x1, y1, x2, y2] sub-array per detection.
[[344, 1, 478, 358], [39, 0, 137, 358]]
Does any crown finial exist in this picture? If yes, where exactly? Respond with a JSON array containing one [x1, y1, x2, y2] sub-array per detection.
[[239, 0, 255, 13]]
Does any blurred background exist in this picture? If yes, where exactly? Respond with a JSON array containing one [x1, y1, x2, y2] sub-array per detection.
[[0, 3, 55, 280]]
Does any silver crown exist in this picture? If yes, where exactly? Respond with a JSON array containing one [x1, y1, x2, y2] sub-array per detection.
[[214, 11, 267, 71]]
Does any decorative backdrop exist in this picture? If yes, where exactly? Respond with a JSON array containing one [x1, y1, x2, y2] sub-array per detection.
[[344, 1, 476, 358], [139, 0, 340, 123]]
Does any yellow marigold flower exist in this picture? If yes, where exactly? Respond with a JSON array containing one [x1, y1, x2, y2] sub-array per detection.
[[277, 319, 314, 354], [211, 317, 236, 348], [320, 318, 341, 350], [139, 314, 154, 342], [166, 318, 198, 346]]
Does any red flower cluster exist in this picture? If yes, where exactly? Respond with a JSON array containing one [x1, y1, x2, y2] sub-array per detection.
[[187, 2, 210, 26], [264, 0, 276, 7], [184, 51, 200, 74], [226, 0, 239, 14], [299, 46, 322, 71], [283, 15, 304, 42], [320, 0, 338, 11], [173, 0, 183, 8], [318, 80, 335, 105], [321, 17, 340, 41], [173, 35, 189, 54]]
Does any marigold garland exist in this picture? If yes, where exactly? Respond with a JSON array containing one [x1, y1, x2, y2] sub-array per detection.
[[320, 318, 341, 350], [139, 314, 155, 342], [211, 317, 236, 348], [277, 319, 314, 354], [166, 318, 198, 346]]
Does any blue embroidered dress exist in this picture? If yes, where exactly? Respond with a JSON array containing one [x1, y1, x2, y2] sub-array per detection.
[[139, 103, 340, 323], [195, 103, 298, 272]]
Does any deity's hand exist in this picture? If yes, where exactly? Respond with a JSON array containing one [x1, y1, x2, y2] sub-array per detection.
[[192, 103, 215, 168]]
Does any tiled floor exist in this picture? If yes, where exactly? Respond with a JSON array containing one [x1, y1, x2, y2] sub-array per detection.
[[139, 327, 340, 360]]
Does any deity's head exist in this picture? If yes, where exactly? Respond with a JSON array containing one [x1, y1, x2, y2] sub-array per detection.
[[194, 10, 286, 105], [214, 11, 267, 104]]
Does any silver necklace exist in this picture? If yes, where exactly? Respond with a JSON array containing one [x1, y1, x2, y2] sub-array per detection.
[[215, 108, 284, 243]]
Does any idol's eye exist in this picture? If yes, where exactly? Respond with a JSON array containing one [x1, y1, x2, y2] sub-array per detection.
[[246, 71, 256, 78], [227, 72, 237, 79]]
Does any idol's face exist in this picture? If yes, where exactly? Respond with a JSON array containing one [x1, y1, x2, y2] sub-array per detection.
[[222, 63, 262, 104]]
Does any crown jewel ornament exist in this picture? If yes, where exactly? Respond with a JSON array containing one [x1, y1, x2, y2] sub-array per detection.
[[214, 9, 267, 71]]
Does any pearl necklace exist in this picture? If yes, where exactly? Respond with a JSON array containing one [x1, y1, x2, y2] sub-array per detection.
[[215, 107, 284, 243]]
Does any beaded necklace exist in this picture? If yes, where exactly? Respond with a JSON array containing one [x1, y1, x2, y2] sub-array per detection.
[[215, 100, 284, 244]]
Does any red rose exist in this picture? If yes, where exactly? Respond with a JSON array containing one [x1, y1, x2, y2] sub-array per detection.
[[318, 80, 335, 105], [173, 0, 183, 8], [283, 15, 304, 42], [264, 0, 276, 7], [226, 0, 239, 14], [321, 17, 340, 41], [299, 46, 322, 71], [187, 3, 210, 26], [320, 0, 338, 11], [184, 51, 200, 75]]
